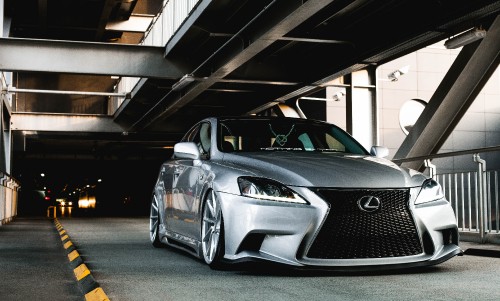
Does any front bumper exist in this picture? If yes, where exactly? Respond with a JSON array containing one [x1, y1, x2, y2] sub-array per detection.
[[217, 186, 461, 270]]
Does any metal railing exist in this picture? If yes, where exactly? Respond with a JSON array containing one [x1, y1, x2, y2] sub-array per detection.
[[393, 146, 500, 243], [47, 206, 57, 219]]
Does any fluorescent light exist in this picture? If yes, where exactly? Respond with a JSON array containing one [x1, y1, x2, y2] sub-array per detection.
[[105, 16, 154, 32], [444, 28, 486, 49], [172, 74, 195, 91]]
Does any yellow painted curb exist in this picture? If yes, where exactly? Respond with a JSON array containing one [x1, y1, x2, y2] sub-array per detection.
[[85, 287, 110, 301], [74, 264, 91, 281], [68, 250, 80, 262], [64, 241, 73, 249], [55, 220, 110, 300]]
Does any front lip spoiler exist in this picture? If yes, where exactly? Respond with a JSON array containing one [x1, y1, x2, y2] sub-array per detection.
[[298, 246, 463, 272], [224, 245, 463, 272]]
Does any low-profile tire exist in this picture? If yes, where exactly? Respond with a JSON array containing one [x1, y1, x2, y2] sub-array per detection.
[[150, 194, 163, 248], [201, 190, 226, 269]]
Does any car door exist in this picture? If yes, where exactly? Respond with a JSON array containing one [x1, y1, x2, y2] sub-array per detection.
[[157, 162, 174, 231], [168, 122, 211, 239]]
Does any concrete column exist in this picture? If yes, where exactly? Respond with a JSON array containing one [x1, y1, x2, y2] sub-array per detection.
[[0, 0, 3, 37]]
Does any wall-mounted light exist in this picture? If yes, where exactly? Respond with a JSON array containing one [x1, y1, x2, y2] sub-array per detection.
[[172, 74, 195, 91], [444, 27, 486, 49]]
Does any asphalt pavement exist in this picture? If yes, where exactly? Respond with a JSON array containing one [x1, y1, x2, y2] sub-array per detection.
[[0, 216, 499, 301], [0, 217, 83, 301]]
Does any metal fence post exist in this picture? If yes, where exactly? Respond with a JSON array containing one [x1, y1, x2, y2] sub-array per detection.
[[424, 159, 437, 179], [473, 154, 487, 243]]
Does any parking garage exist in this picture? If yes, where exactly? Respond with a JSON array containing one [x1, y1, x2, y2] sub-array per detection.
[[1, 1, 500, 300]]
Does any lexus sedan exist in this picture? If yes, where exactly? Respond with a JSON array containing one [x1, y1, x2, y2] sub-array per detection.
[[149, 116, 462, 270]]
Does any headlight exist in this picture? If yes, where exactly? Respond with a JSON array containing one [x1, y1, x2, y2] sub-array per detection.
[[415, 179, 446, 205], [238, 177, 308, 204]]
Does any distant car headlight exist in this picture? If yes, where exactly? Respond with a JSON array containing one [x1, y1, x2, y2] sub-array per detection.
[[415, 179, 446, 205], [238, 177, 308, 204]]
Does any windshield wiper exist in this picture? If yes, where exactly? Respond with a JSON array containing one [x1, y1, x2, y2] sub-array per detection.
[[261, 147, 304, 151], [316, 148, 344, 152]]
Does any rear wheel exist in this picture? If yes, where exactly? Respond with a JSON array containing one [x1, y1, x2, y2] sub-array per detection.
[[150, 194, 162, 248], [201, 190, 225, 269]]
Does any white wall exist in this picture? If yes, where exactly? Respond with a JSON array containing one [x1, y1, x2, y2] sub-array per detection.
[[376, 41, 500, 173]]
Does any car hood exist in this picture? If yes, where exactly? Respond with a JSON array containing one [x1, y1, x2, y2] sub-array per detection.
[[220, 151, 425, 188]]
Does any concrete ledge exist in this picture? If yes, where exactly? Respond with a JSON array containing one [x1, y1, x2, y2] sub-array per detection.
[[463, 248, 500, 258], [460, 231, 500, 244]]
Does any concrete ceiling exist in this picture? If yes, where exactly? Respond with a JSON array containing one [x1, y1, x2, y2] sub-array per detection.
[[3, 0, 500, 161]]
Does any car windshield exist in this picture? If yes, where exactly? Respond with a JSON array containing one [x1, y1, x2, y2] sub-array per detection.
[[218, 118, 368, 155]]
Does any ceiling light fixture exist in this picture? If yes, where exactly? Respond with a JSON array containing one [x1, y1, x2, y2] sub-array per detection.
[[172, 74, 195, 91], [444, 27, 486, 49]]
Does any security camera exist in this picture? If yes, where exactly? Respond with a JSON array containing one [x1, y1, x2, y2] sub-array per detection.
[[331, 91, 345, 101], [387, 65, 410, 82]]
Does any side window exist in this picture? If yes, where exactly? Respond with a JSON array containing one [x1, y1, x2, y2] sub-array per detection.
[[191, 122, 211, 158]]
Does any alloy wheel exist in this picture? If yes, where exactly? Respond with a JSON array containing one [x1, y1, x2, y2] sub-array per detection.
[[201, 190, 222, 264], [150, 194, 161, 247]]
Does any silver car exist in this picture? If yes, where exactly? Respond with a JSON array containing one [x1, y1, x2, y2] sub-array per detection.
[[149, 116, 462, 270]]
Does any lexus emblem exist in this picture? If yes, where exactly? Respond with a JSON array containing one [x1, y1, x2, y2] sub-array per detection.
[[357, 196, 381, 213]]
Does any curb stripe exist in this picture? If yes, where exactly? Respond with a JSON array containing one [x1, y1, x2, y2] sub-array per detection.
[[63, 241, 73, 249], [85, 287, 109, 301], [52, 218, 110, 301], [74, 264, 91, 281], [68, 250, 80, 262]]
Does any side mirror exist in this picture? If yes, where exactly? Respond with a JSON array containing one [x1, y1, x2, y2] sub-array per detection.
[[174, 142, 200, 160], [370, 146, 389, 158]]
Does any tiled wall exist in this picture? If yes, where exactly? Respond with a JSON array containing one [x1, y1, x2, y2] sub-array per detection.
[[376, 42, 500, 173]]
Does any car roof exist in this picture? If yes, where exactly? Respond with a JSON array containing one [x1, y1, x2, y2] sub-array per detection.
[[215, 116, 330, 125]]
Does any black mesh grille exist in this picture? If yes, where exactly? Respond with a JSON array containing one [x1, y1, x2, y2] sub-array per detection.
[[307, 189, 423, 259]]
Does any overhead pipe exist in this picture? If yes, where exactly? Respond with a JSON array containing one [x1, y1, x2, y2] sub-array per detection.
[[3, 86, 130, 98]]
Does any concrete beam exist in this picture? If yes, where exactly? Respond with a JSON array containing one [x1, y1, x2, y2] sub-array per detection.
[[0, 38, 185, 79], [136, 0, 336, 130], [11, 113, 126, 133], [394, 15, 500, 170]]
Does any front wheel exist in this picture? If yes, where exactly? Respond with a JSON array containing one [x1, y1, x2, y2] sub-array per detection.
[[201, 190, 225, 269], [150, 193, 162, 248]]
